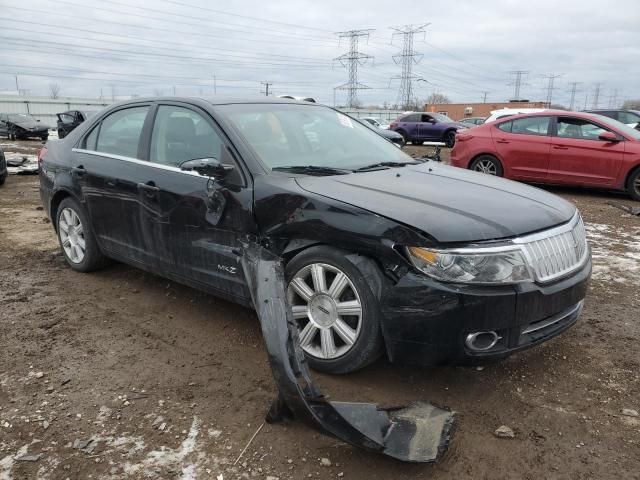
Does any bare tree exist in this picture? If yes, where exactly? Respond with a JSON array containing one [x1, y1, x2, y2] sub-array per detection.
[[623, 99, 640, 110], [425, 92, 451, 105], [49, 83, 61, 99]]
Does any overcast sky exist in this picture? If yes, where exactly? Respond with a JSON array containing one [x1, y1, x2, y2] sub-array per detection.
[[1, 0, 638, 108]]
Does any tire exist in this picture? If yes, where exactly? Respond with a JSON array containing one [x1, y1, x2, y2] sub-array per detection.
[[396, 129, 409, 144], [41, 134, 49, 141], [285, 246, 384, 374], [56, 197, 108, 272], [627, 168, 640, 201], [470, 155, 504, 177], [0, 175, 6, 186], [444, 130, 456, 148]]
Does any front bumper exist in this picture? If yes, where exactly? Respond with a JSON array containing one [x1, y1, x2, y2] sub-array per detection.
[[379, 259, 591, 366]]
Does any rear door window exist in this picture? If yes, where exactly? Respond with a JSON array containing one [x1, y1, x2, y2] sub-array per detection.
[[509, 116, 550, 136], [496, 120, 513, 133], [401, 114, 420, 123], [94, 106, 149, 159]]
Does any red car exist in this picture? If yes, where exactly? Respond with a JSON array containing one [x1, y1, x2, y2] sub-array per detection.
[[450, 110, 640, 200]]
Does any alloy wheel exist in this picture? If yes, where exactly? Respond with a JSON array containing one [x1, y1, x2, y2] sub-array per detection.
[[634, 176, 640, 196], [474, 159, 498, 175], [287, 263, 363, 360], [59, 207, 86, 264]]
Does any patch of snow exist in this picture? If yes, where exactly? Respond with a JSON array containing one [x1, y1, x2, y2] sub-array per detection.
[[585, 222, 640, 287]]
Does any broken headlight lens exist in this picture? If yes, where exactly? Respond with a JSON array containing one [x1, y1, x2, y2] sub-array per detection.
[[407, 246, 533, 284]]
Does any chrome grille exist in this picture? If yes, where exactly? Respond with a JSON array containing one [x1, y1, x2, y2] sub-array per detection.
[[515, 213, 589, 283]]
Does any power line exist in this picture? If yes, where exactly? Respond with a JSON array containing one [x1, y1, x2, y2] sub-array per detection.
[[333, 29, 374, 108], [390, 24, 429, 109]]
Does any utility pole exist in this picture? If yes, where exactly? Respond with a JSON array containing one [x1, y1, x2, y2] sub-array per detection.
[[172, 85, 176, 96], [508, 70, 530, 101], [14, 75, 19, 94], [591, 83, 601, 109], [542, 73, 562, 106], [260, 81, 273, 96], [390, 24, 429, 110], [584, 94, 589, 110], [567, 82, 581, 110], [482, 91, 489, 103], [213, 75, 217, 95], [334, 29, 374, 108]]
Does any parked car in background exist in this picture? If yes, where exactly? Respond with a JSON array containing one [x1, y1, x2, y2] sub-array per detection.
[[39, 97, 590, 374], [0, 113, 49, 140], [353, 117, 404, 147], [458, 116, 486, 127], [451, 111, 640, 200], [584, 109, 640, 130], [57, 110, 100, 139], [484, 108, 548, 124], [361, 117, 390, 129], [389, 112, 468, 147], [0, 144, 7, 186]]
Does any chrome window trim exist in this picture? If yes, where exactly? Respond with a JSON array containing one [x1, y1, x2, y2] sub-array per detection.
[[71, 148, 203, 178]]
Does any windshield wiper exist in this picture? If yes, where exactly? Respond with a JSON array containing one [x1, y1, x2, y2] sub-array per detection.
[[272, 165, 352, 175], [354, 161, 422, 172]]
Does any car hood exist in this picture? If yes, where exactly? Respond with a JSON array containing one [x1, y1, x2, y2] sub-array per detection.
[[295, 163, 576, 243]]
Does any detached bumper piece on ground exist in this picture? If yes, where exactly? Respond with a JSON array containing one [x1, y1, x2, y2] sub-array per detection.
[[241, 243, 455, 463]]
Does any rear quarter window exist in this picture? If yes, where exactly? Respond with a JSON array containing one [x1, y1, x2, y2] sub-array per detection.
[[496, 121, 512, 133]]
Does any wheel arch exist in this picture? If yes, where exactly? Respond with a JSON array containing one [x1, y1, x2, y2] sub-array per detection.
[[49, 188, 77, 232], [624, 162, 640, 190], [469, 152, 503, 170]]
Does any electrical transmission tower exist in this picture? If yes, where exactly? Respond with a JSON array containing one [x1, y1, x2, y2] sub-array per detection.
[[508, 71, 529, 101], [260, 81, 273, 96], [334, 29, 374, 108], [567, 82, 581, 110], [591, 83, 602, 109], [390, 23, 429, 109], [608, 88, 619, 108], [542, 73, 562, 106]]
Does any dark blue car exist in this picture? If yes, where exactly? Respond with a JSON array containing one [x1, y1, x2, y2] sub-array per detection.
[[390, 112, 468, 147]]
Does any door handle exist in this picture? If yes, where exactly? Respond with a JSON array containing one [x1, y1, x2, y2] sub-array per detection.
[[553, 145, 569, 150], [137, 182, 160, 193], [496, 139, 509, 144], [72, 166, 87, 176]]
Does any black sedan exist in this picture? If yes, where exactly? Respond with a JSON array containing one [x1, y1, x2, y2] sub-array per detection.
[[38, 97, 591, 374], [57, 110, 100, 139], [0, 144, 7, 186], [0, 113, 49, 140]]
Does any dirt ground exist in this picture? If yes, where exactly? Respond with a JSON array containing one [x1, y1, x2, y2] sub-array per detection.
[[1, 139, 639, 480]]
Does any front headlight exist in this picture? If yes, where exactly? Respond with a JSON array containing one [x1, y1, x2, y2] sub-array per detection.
[[407, 246, 533, 284]]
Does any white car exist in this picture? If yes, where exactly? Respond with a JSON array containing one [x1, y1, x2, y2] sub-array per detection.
[[361, 117, 390, 130], [484, 108, 548, 124]]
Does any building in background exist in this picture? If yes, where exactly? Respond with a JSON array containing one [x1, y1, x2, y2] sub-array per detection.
[[425, 101, 548, 120]]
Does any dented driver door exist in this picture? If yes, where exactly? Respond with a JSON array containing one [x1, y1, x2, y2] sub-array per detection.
[[140, 103, 255, 303]]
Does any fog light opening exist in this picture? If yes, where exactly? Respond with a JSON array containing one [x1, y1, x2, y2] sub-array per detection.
[[465, 331, 501, 352]]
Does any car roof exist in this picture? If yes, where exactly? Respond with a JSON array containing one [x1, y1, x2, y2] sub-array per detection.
[[490, 110, 614, 123], [110, 96, 321, 107]]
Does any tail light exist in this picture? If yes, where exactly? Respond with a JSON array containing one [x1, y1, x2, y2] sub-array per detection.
[[390, 122, 398, 129], [37, 146, 48, 169]]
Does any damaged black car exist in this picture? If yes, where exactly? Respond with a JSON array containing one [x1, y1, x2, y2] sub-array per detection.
[[39, 97, 591, 374], [0, 113, 49, 140]]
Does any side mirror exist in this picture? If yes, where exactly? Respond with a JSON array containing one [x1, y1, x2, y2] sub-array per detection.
[[180, 158, 234, 178], [598, 131, 620, 142]]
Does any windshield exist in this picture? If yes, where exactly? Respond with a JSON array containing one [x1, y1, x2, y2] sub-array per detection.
[[593, 114, 640, 140], [431, 113, 455, 123], [8, 113, 35, 123], [219, 104, 412, 171]]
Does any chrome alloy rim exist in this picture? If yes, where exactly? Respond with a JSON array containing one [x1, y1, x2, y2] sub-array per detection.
[[287, 263, 362, 360], [59, 207, 86, 264], [634, 176, 640, 195], [474, 159, 497, 175]]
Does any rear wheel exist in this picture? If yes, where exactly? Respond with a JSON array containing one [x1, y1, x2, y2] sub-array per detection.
[[285, 246, 384, 374], [627, 168, 640, 201], [444, 130, 456, 148], [56, 197, 108, 272], [470, 155, 504, 177], [396, 129, 409, 144], [0, 175, 6, 186]]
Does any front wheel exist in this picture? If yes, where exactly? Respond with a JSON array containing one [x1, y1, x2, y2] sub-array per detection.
[[444, 130, 456, 148], [470, 155, 504, 177], [285, 246, 384, 374], [627, 168, 640, 201], [56, 197, 108, 272]]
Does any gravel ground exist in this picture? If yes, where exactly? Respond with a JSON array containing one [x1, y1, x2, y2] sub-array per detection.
[[0, 139, 639, 480]]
